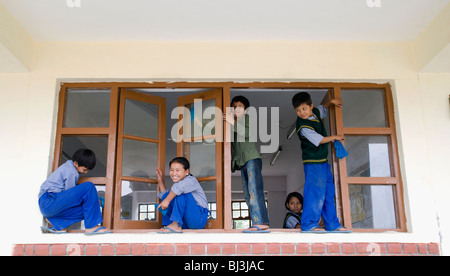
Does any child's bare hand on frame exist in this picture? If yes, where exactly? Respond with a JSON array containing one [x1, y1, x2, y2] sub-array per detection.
[[330, 98, 343, 108], [223, 111, 235, 125]]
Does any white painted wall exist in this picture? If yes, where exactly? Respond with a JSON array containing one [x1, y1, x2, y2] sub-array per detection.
[[0, 3, 449, 256]]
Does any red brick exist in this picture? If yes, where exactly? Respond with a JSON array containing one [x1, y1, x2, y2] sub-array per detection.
[[25, 245, 34, 256], [85, 244, 99, 256], [190, 244, 205, 255], [326, 243, 341, 254], [35, 244, 50, 256], [67, 244, 83, 256], [418, 243, 428, 254], [146, 243, 160, 255], [281, 243, 295, 255], [387, 243, 402, 254], [311, 243, 326, 254], [428, 243, 440, 255], [131, 244, 146, 256], [51, 244, 67, 256], [376, 243, 387, 254], [207, 243, 221, 255], [403, 244, 418, 254], [341, 243, 355, 254], [100, 244, 115, 256], [222, 243, 236, 255], [267, 243, 281, 254], [252, 244, 266, 255], [237, 243, 251, 254], [367, 243, 386, 256], [176, 243, 190, 255], [296, 243, 310, 254], [356, 243, 371, 254], [116, 243, 131, 255], [12, 244, 24, 256], [161, 244, 175, 255]]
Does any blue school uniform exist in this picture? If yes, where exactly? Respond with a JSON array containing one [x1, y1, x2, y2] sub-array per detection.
[[296, 106, 342, 231], [283, 211, 302, 229], [157, 175, 209, 229], [38, 161, 103, 230]]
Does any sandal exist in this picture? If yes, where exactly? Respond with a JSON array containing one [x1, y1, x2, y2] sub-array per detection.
[[41, 226, 67, 234], [328, 227, 352, 233], [84, 226, 112, 235], [302, 227, 327, 233], [243, 225, 270, 233], [157, 226, 183, 234]]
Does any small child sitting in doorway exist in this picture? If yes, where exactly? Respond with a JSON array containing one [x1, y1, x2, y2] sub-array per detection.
[[283, 192, 303, 229]]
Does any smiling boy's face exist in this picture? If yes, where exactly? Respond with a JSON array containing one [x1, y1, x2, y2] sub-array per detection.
[[295, 103, 314, 120], [169, 162, 189, 183]]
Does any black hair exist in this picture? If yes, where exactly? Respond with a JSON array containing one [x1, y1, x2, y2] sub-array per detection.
[[285, 192, 304, 210], [231, 95, 250, 110], [72, 148, 96, 170], [169, 157, 190, 171], [291, 92, 312, 108]]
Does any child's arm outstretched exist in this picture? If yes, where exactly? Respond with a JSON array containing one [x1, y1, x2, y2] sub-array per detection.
[[321, 94, 343, 109], [156, 168, 166, 193], [319, 96, 344, 144], [319, 135, 344, 144]]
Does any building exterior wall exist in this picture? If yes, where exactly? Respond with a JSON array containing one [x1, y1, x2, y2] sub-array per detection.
[[1, 40, 449, 256]]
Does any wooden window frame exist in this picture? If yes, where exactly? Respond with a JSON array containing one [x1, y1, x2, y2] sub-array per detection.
[[53, 81, 406, 232], [334, 84, 407, 232]]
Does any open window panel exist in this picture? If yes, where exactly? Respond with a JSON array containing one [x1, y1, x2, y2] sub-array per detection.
[[335, 86, 406, 232], [113, 89, 166, 229], [176, 89, 223, 229]]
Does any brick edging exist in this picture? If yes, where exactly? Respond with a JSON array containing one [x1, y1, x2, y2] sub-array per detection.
[[12, 242, 441, 256]]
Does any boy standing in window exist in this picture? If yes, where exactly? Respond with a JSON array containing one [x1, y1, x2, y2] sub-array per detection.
[[292, 92, 350, 233], [224, 96, 270, 233]]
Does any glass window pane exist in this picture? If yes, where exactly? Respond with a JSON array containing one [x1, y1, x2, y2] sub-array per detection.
[[234, 220, 250, 229], [341, 89, 387, 128], [210, 211, 216, 220], [139, 213, 148, 220], [120, 180, 157, 221], [64, 89, 110, 128], [185, 98, 216, 138], [183, 140, 216, 177], [122, 139, 158, 179], [200, 180, 216, 217], [124, 98, 158, 139], [345, 136, 392, 177], [349, 185, 397, 229], [95, 185, 105, 209], [61, 136, 108, 177]]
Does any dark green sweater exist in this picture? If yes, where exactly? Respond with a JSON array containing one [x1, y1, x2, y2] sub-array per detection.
[[295, 107, 328, 164], [231, 114, 261, 172]]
